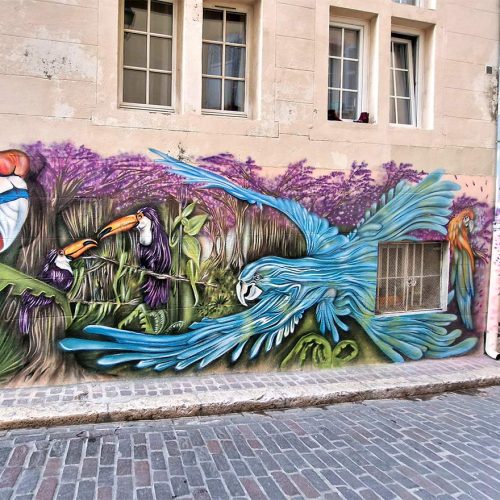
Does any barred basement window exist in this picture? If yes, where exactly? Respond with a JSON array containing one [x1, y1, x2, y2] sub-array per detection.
[[376, 242, 448, 314]]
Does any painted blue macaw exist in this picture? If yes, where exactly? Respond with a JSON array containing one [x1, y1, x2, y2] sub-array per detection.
[[59, 151, 477, 369]]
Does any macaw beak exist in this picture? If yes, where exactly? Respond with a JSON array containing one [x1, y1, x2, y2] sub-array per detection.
[[236, 281, 262, 306], [97, 214, 139, 240], [62, 239, 98, 259]]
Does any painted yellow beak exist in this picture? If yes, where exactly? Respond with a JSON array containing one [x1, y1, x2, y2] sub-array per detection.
[[62, 239, 98, 259], [97, 214, 139, 240]]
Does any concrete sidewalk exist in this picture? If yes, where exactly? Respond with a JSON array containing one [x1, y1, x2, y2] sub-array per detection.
[[0, 356, 498, 430]]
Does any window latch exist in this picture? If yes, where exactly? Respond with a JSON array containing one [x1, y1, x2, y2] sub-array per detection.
[[407, 277, 417, 287]]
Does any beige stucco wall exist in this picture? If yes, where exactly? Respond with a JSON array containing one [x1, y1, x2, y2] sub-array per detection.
[[0, 0, 498, 175]]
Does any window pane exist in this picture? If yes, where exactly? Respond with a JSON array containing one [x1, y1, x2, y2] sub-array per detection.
[[343, 60, 359, 90], [395, 69, 410, 97], [150, 37, 172, 71], [408, 276, 441, 310], [329, 27, 342, 57], [328, 58, 341, 88], [392, 42, 408, 69], [224, 80, 245, 111], [390, 97, 397, 123], [202, 43, 222, 75], [124, 0, 147, 31], [123, 69, 146, 103], [123, 33, 147, 67], [396, 98, 412, 124], [341, 91, 357, 120], [343, 29, 359, 59], [150, 1, 173, 36], [422, 243, 442, 276], [202, 77, 222, 109], [225, 46, 245, 78], [226, 12, 246, 44], [328, 89, 340, 114], [203, 9, 223, 41], [149, 72, 172, 106]]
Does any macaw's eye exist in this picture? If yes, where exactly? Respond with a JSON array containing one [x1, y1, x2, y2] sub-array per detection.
[[254, 273, 262, 281], [137, 212, 143, 220], [58, 250, 64, 256]]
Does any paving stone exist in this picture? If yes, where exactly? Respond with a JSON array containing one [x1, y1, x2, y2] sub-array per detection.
[[1, 385, 500, 499]]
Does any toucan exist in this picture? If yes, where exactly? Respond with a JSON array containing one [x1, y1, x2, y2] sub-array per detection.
[[0, 149, 30, 253], [98, 207, 171, 308], [19, 239, 97, 335]]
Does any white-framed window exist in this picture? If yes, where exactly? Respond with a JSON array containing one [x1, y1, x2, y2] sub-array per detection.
[[328, 24, 363, 121], [393, 0, 419, 5], [202, 6, 248, 114], [121, 0, 175, 109], [390, 36, 418, 126], [376, 242, 448, 314]]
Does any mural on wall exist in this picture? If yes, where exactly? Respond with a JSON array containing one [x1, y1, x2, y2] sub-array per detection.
[[0, 142, 492, 386]]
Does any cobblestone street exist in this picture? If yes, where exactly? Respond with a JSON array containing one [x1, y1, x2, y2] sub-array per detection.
[[0, 386, 499, 499]]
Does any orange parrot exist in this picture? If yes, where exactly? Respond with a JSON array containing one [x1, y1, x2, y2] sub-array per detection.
[[447, 208, 485, 330]]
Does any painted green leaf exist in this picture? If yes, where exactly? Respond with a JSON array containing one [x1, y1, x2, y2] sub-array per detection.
[[184, 214, 208, 236], [182, 202, 196, 218], [172, 214, 183, 230], [182, 235, 201, 265], [0, 263, 73, 328], [185, 258, 200, 305]]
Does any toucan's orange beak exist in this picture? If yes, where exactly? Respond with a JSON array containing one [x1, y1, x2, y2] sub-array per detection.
[[97, 214, 139, 240], [62, 239, 98, 259]]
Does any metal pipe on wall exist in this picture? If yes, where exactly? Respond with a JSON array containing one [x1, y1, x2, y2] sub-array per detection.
[[485, 60, 500, 360]]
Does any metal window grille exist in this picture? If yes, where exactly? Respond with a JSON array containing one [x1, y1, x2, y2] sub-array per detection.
[[328, 25, 362, 120], [376, 242, 446, 314], [122, 0, 174, 108], [202, 8, 247, 113]]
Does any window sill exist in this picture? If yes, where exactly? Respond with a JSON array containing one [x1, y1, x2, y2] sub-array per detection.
[[202, 109, 248, 119], [120, 103, 175, 114], [375, 307, 446, 318], [326, 119, 378, 128]]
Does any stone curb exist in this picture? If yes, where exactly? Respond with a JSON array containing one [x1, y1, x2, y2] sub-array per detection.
[[1, 366, 498, 430]]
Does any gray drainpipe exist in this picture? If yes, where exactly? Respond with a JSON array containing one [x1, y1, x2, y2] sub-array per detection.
[[485, 62, 500, 360]]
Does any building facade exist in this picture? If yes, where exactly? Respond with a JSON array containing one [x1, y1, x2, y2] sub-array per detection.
[[0, 0, 498, 386]]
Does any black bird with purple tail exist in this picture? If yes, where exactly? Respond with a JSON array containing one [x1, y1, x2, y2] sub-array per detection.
[[19, 239, 97, 334], [97, 207, 171, 308]]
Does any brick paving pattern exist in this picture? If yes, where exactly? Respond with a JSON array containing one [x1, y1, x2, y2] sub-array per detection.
[[0, 385, 499, 499]]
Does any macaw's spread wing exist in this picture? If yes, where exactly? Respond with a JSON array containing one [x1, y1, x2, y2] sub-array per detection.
[[151, 150, 347, 257], [350, 170, 459, 244], [60, 291, 309, 371], [450, 249, 475, 330]]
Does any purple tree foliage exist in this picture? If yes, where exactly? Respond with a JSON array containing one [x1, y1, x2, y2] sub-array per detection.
[[21, 141, 454, 233], [21, 141, 190, 211]]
